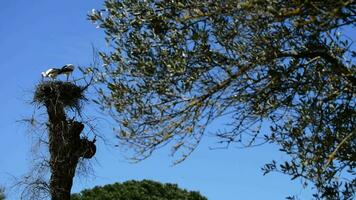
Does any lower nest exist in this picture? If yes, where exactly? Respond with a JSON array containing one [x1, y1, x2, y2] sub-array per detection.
[[34, 81, 86, 108]]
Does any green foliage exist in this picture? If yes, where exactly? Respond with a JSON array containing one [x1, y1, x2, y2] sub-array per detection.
[[90, 0, 355, 199], [0, 187, 5, 200], [71, 180, 207, 200]]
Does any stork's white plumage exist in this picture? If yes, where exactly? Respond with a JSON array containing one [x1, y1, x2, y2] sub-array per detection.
[[60, 64, 75, 81], [41, 68, 61, 80]]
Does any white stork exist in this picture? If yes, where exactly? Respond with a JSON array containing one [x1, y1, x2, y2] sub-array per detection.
[[41, 68, 61, 80], [60, 64, 75, 81]]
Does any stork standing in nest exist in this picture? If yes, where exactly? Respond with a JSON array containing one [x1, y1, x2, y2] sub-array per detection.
[[41, 68, 62, 80], [60, 64, 75, 81], [41, 64, 75, 81]]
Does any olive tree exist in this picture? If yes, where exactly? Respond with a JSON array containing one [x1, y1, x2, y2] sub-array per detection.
[[89, 0, 355, 199]]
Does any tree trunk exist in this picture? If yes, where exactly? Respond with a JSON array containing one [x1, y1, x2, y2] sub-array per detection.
[[39, 82, 96, 200]]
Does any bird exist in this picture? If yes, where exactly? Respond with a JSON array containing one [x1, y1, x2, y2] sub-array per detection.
[[41, 68, 61, 80], [60, 64, 75, 81]]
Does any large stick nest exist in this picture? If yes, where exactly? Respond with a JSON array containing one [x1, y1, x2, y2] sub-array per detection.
[[34, 81, 86, 109]]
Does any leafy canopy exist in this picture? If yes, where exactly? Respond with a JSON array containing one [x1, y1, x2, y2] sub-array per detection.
[[90, 0, 355, 199], [71, 180, 207, 200], [0, 187, 5, 200]]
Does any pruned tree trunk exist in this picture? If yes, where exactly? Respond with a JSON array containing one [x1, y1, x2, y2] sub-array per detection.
[[34, 82, 96, 200]]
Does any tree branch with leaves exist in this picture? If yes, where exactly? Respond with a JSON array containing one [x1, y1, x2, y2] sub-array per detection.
[[89, 0, 355, 198]]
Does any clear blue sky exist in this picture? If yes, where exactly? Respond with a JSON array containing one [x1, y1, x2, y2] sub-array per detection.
[[0, 1, 322, 199]]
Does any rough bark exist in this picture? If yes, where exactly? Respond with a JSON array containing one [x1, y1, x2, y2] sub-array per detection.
[[38, 83, 96, 200]]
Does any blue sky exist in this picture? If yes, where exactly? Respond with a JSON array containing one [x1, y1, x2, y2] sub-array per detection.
[[0, 1, 335, 199]]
